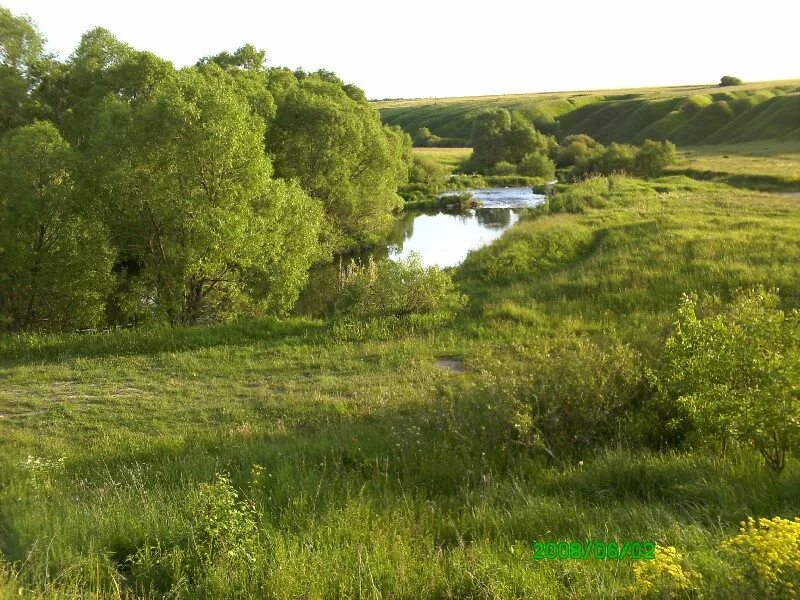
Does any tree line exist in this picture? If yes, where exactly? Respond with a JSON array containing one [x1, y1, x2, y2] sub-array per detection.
[[0, 7, 412, 331], [467, 107, 677, 180]]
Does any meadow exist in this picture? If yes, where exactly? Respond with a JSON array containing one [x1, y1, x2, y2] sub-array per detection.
[[668, 140, 800, 191], [412, 147, 472, 172], [2, 175, 800, 598], [377, 79, 800, 147]]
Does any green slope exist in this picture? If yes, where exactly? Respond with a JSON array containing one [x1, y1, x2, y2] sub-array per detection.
[[376, 81, 800, 146]]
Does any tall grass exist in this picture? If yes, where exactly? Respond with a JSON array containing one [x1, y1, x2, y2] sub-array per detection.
[[1, 176, 800, 597]]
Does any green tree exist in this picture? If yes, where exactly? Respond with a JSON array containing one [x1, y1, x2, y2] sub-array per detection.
[[575, 142, 636, 177], [720, 75, 743, 87], [504, 112, 550, 164], [58, 28, 175, 145], [197, 53, 276, 131], [0, 6, 46, 133], [469, 108, 512, 170], [197, 44, 266, 71], [0, 121, 113, 330], [266, 75, 408, 253], [555, 134, 602, 167], [87, 68, 323, 325], [0, 6, 44, 72], [659, 289, 800, 473]]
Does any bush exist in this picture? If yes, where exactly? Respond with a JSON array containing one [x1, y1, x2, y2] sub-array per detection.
[[408, 154, 448, 190], [483, 174, 545, 188], [491, 160, 517, 176], [633, 139, 677, 178], [519, 152, 556, 179], [492, 335, 647, 456], [573, 143, 636, 178], [334, 254, 466, 319], [720, 75, 743, 87], [556, 140, 590, 167], [723, 516, 800, 598], [129, 473, 263, 595], [657, 288, 800, 472], [413, 126, 433, 146]]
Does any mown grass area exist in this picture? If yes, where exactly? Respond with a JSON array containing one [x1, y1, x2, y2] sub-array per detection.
[[412, 146, 471, 173], [376, 80, 800, 147], [1, 177, 800, 597], [668, 140, 800, 191]]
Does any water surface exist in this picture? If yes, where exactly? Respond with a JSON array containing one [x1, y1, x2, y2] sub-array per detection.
[[297, 187, 545, 315], [389, 187, 545, 267]]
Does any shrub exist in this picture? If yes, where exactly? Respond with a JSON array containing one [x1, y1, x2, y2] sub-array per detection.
[[573, 143, 636, 178], [723, 516, 800, 598], [408, 154, 448, 190], [483, 174, 545, 188], [555, 140, 591, 167], [657, 288, 800, 472], [519, 152, 556, 179], [720, 75, 743, 87], [633, 139, 677, 178], [188, 473, 260, 565], [334, 254, 466, 319], [129, 473, 263, 595], [413, 126, 433, 146], [491, 160, 517, 176], [497, 335, 647, 456]]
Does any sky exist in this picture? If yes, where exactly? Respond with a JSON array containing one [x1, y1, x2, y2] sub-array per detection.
[[4, 0, 798, 99]]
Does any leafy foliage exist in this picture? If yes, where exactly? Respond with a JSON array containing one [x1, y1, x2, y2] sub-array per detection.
[[0, 7, 412, 331], [634, 139, 677, 178], [87, 68, 323, 325], [658, 288, 800, 472], [0, 7, 46, 133], [495, 335, 647, 456], [267, 75, 409, 253], [0, 121, 113, 330], [720, 75, 744, 87], [519, 151, 556, 178], [334, 254, 466, 319]]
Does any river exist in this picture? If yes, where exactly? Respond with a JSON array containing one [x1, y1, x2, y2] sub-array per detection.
[[296, 186, 545, 315]]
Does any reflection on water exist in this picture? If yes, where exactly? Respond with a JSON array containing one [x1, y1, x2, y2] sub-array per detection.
[[296, 187, 545, 315], [389, 208, 520, 267]]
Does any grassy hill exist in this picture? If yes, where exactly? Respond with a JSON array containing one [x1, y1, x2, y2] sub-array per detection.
[[375, 80, 800, 146]]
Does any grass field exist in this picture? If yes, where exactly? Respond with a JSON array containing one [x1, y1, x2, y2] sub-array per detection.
[[376, 79, 800, 147], [413, 147, 471, 172], [668, 140, 800, 191], [2, 176, 800, 597]]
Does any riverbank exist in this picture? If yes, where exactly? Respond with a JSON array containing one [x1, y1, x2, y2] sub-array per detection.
[[2, 176, 800, 598]]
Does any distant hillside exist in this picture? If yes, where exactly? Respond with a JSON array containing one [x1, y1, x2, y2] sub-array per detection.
[[375, 80, 800, 146]]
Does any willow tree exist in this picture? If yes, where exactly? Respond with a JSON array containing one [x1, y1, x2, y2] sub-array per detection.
[[0, 6, 46, 133], [0, 121, 113, 330], [267, 75, 409, 254], [87, 66, 323, 325]]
